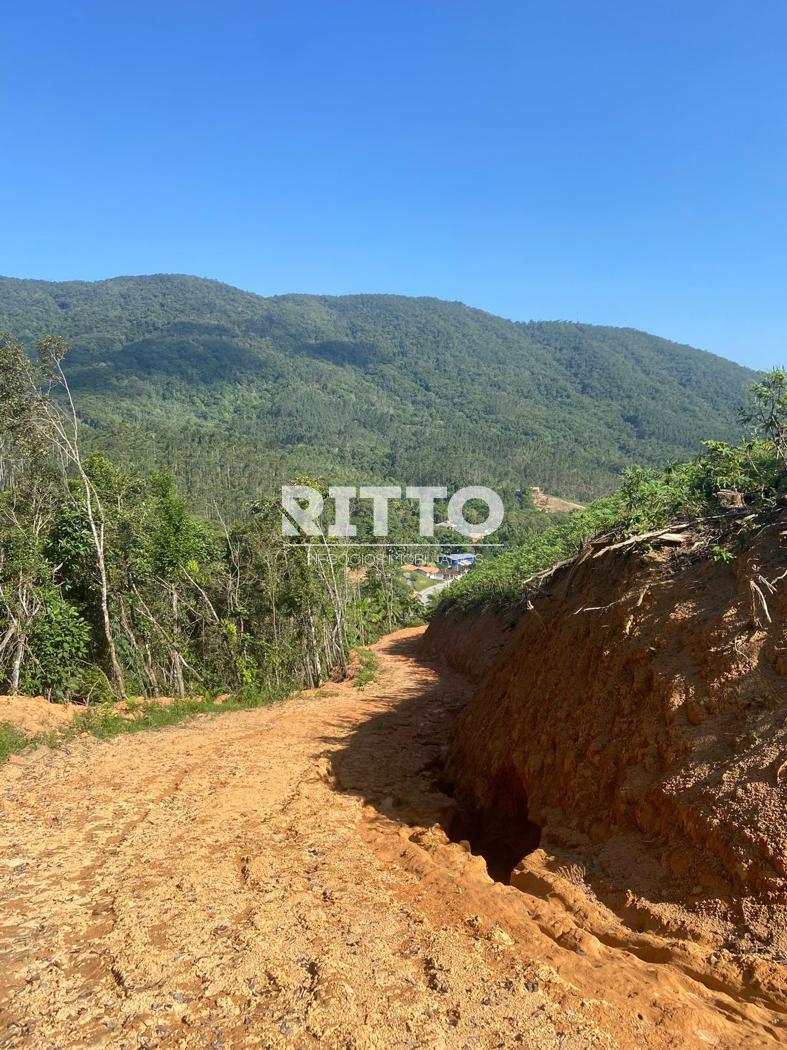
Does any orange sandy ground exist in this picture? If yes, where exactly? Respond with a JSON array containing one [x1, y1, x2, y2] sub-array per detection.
[[0, 628, 784, 1048]]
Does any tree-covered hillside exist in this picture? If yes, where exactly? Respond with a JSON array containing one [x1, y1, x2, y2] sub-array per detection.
[[0, 274, 756, 513]]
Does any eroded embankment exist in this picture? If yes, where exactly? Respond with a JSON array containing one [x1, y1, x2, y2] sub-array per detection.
[[423, 512, 787, 997]]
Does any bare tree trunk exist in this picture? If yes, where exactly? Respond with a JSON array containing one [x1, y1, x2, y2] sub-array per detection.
[[10, 638, 24, 695], [313, 540, 349, 677], [306, 605, 322, 687], [267, 558, 282, 688], [77, 468, 125, 696], [171, 650, 186, 697], [171, 587, 185, 697], [117, 595, 148, 687], [41, 359, 126, 696], [144, 643, 160, 695]]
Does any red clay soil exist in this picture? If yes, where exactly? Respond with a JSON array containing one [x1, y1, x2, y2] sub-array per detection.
[[1, 628, 784, 1047], [420, 605, 519, 682], [431, 512, 787, 1026]]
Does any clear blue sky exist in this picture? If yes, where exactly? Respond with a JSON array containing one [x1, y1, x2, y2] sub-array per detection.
[[3, 1, 786, 368]]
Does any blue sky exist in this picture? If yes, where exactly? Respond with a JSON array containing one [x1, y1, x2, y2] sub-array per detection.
[[2, 1, 786, 368]]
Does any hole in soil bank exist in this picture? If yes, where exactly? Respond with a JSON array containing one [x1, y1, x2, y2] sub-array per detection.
[[446, 765, 541, 884]]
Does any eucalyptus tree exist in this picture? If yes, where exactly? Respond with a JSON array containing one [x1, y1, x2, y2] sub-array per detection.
[[0, 334, 126, 693]]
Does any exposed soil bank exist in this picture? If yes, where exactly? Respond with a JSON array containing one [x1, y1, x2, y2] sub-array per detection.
[[425, 513, 787, 992], [419, 604, 520, 682]]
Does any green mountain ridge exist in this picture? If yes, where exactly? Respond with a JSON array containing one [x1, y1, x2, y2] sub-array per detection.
[[0, 274, 757, 513]]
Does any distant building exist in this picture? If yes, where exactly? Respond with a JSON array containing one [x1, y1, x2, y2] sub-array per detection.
[[439, 552, 475, 565], [401, 563, 442, 578], [438, 552, 475, 572]]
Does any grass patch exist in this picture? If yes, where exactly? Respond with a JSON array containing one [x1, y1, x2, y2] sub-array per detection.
[[406, 572, 439, 592], [0, 684, 290, 764], [0, 721, 35, 762], [72, 688, 286, 741], [353, 648, 380, 690]]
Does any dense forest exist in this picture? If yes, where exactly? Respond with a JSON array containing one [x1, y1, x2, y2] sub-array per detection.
[[0, 334, 427, 702], [0, 275, 756, 514], [0, 274, 761, 704]]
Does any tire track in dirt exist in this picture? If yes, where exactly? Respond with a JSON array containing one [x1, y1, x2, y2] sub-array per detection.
[[0, 627, 784, 1048]]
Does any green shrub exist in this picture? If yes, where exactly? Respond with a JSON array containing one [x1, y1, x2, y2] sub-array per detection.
[[353, 648, 380, 690], [22, 591, 91, 699], [437, 433, 787, 615], [0, 721, 32, 762]]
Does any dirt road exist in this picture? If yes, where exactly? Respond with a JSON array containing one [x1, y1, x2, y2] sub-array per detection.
[[0, 628, 784, 1048]]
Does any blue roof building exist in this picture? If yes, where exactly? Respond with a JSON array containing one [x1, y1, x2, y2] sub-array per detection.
[[439, 552, 476, 566]]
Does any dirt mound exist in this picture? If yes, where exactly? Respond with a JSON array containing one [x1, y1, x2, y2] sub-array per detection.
[[436, 512, 787, 963], [0, 695, 77, 735]]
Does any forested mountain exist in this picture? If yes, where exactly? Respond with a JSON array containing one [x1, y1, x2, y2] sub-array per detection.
[[0, 274, 756, 512]]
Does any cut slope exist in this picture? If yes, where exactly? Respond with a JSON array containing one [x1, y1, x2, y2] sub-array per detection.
[[0, 274, 756, 507], [432, 513, 787, 963]]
